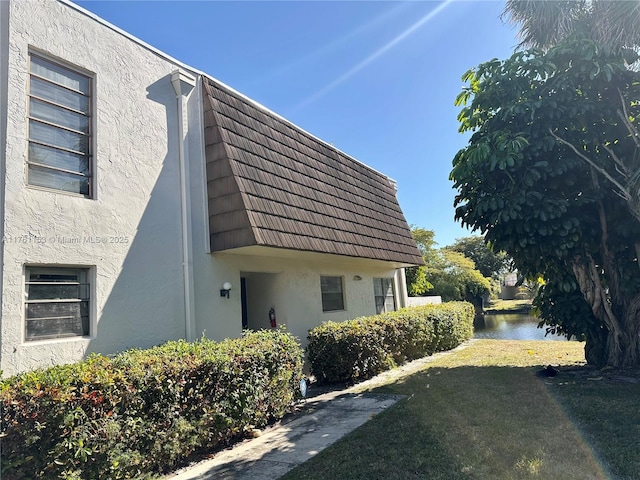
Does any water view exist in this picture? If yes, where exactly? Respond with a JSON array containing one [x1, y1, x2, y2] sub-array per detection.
[[473, 313, 567, 341]]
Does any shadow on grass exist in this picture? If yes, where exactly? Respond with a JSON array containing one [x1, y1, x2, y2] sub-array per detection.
[[542, 368, 640, 480], [280, 364, 632, 480]]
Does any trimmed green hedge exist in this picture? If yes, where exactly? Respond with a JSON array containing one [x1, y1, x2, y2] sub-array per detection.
[[307, 302, 475, 384], [0, 329, 304, 480]]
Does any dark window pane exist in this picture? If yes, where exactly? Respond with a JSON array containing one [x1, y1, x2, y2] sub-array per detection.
[[27, 284, 80, 300], [322, 293, 344, 312], [321, 276, 342, 293], [29, 272, 78, 282], [25, 267, 90, 340], [321, 276, 344, 312], [26, 314, 89, 340], [26, 301, 81, 319], [375, 296, 386, 314]]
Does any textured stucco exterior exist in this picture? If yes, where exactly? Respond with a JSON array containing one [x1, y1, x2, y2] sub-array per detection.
[[0, 0, 417, 376], [1, 0, 193, 374], [195, 248, 407, 349]]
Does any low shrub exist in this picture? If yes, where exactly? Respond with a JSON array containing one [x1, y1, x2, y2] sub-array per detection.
[[0, 329, 304, 480], [307, 302, 474, 384]]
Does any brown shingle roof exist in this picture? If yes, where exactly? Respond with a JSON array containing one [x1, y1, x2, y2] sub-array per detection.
[[203, 77, 424, 266]]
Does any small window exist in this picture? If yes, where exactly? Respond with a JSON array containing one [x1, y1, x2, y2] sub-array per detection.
[[374, 278, 396, 314], [25, 266, 90, 341], [27, 54, 92, 196], [321, 276, 344, 312]]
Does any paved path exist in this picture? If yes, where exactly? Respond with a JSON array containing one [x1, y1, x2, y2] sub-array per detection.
[[166, 391, 403, 480], [166, 342, 475, 480]]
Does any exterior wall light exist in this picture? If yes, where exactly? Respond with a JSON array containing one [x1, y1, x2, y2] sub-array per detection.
[[220, 282, 232, 298]]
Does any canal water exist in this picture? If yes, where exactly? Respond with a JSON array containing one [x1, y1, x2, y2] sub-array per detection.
[[473, 313, 566, 341]]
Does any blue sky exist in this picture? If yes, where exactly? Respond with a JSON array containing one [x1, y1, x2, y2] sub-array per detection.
[[75, 0, 520, 247]]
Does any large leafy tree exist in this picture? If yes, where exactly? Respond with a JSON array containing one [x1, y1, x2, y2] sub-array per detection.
[[427, 250, 491, 303], [448, 236, 511, 279], [405, 228, 491, 303], [451, 29, 640, 366], [405, 227, 437, 296]]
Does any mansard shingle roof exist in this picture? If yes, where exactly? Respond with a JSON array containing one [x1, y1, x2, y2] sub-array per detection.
[[203, 77, 424, 266]]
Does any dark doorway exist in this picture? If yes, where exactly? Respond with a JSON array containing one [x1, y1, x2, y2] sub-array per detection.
[[241, 277, 248, 330]]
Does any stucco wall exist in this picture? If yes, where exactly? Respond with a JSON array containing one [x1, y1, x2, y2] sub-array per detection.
[[1, 0, 416, 376], [195, 249, 405, 349], [0, 0, 10, 371], [1, 0, 198, 375]]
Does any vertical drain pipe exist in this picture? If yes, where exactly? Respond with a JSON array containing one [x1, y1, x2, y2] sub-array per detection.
[[171, 69, 196, 341], [397, 267, 409, 308]]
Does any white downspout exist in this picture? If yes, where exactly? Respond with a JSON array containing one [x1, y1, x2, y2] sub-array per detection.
[[397, 267, 409, 309], [171, 69, 196, 341]]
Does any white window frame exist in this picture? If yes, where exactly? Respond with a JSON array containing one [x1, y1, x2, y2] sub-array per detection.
[[321, 275, 345, 312], [24, 266, 92, 341], [27, 52, 93, 197], [374, 277, 396, 314]]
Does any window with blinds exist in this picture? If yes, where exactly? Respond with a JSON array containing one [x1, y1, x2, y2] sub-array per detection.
[[374, 277, 396, 314], [27, 54, 92, 196], [25, 267, 90, 341], [321, 276, 345, 312]]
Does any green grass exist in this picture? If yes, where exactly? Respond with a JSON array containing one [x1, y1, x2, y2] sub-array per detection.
[[484, 299, 533, 314], [282, 340, 640, 480]]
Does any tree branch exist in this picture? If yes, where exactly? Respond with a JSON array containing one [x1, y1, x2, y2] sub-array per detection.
[[617, 88, 640, 150], [549, 129, 630, 196], [586, 255, 622, 344], [601, 143, 629, 176]]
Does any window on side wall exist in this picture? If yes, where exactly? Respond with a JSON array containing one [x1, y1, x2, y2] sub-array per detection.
[[321, 276, 344, 312], [25, 266, 91, 341], [27, 53, 92, 197], [374, 278, 396, 314]]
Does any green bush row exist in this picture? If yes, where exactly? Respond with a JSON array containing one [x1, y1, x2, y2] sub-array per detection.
[[0, 329, 304, 480], [307, 302, 475, 384]]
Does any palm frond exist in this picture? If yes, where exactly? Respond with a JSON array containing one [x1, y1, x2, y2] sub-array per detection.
[[592, 1, 640, 52], [502, 0, 587, 50]]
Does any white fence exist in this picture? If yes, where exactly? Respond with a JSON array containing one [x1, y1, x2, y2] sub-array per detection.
[[406, 296, 442, 307]]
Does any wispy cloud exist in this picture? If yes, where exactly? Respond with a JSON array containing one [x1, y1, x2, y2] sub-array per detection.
[[290, 0, 456, 113], [251, 2, 413, 87]]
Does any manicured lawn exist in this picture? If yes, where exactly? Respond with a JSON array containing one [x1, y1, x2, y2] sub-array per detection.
[[484, 299, 533, 314], [282, 340, 640, 480]]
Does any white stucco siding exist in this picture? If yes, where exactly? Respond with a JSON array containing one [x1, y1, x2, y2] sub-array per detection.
[[0, 0, 416, 376], [1, 0, 198, 375], [196, 250, 403, 349]]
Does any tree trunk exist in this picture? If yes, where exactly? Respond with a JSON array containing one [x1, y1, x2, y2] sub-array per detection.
[[584, 328, 608, 366], [572, 257, 640, 367], [570, 187, 640, 367]]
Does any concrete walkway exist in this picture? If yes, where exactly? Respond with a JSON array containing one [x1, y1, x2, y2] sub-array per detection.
[[165, 342, 474, 480], [165, 391, 404, 480]]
